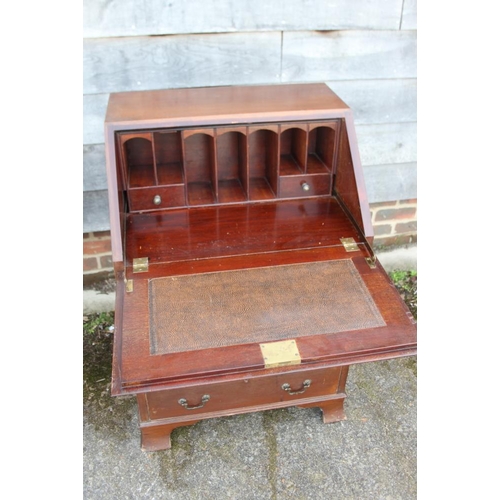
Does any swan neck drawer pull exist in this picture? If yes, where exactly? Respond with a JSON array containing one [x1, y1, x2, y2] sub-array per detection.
[[178, 394, 210, 410], [281, 379, 311, 395]]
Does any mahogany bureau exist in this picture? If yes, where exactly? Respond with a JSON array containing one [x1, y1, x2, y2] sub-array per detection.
[[104, 83, 417, 451]]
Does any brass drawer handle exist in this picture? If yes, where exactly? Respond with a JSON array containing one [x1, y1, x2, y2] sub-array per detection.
[[178, 394, 210, 410], [282, 379, 311, 395]]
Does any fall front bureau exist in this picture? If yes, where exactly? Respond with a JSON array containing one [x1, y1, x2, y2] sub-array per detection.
[[104, 83, 417, 451]]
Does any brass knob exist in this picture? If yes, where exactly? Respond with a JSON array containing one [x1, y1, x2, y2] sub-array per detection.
[[153, 194, 161, 205], [301, 182, 310, 192]]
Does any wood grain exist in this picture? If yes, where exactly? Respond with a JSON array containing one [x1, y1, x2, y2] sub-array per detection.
[[84, 32, 282, 94], [326, 79, 416, 125], [357, 122, 417, 166], [84, 0, 404, 38], [84, 79, 417, 145], [125, 198, 357, 266], [364, 162, 417, 203], [282, 30, 417, 82], [115, 252, 416, 392], [83, 190, 110, 233], [401, 0, 417, 30], [105, 84, 349, 126]]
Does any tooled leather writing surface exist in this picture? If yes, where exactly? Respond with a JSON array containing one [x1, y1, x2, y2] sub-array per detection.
[[149, 260, 385, 355]]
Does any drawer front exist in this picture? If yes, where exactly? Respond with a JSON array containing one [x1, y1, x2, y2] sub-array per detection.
[[128, 185, 185, 211], [279, 174, 331, 198], [145, 366, 342, 420]]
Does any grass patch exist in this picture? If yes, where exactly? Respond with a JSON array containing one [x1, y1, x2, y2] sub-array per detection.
[[389, 270, 417, 320], [83, 311, 114, 387]]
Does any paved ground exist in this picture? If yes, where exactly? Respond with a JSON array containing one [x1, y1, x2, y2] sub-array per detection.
[[83, 357, 416, 499], [83, 245, 417, 499]]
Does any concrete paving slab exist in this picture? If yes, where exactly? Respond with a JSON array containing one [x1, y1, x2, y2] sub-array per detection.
[[83, 289, 116, 314], [377, 244, 417, 272], [83, 357, 416, 499]]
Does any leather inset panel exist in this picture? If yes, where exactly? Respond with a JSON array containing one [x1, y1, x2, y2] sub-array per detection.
[[149, 260, 385, 354]]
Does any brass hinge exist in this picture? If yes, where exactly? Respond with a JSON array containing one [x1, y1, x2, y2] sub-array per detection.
[[364, 239, 378, 269], [132, 257, 149, 273], [260, 340, 301, 369], [340, 237, 359, 252], [341, 237, 378, 269]]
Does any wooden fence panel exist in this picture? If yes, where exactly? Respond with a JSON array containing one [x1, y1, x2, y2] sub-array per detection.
[[83, 0, 404, 38], [401, 0, 417, 30], [84, 32, 282, 94], [282, 30, 416, 82], [327, 79, 416, 125], [83, 94, 108, 145], [364, 162, 417, 203], [82, 11, 418, 234], [357, 122, 417, 166], [83, 144, 107, 192], [83, 190, 110, 233]]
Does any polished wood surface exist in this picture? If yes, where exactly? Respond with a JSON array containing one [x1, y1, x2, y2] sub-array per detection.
[[115, 251, 415, 392], [125, 198, 360, 268], [144, 366, 342, 420], [137, 367, 349, 451], [105, 83, 367, 262], [105, 83, 417, 450], [118, 120, 340, 213], [105, 83, 350, 126]]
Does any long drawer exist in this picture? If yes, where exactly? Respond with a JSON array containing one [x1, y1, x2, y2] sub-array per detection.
[[144, 366, 343, 420]]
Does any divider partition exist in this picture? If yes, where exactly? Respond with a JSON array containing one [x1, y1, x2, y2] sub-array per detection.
[[248, 126, 279, 201], [119, 121, 339, 213], [183, 129, 217, 206], [216, 128, 248, 204]]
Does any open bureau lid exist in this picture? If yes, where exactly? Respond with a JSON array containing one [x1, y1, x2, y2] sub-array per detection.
[[104, 83, 416, 395]]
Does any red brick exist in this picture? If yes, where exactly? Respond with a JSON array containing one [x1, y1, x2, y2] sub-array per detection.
[[83, 257, 98, 272], [373, 224, 392, 236], [375, 207, 416, 222], [370, 201, 397, 209], [83, 233, 91, 239], [93, 230, 111, 239], [83, 239, 112, 255], [395, 221, 417, 233], [100, 255, 113, 269]]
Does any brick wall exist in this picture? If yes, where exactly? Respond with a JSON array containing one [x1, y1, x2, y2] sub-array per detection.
[[83, 200, 417, 279], [83, 231, 114, 281], [370, 199, 417, 247]]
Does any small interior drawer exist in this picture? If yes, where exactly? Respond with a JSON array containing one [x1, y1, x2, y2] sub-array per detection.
[[144, 366, 342, 420], [279, 174, 331, 198], [128, 186, 185, 212]]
